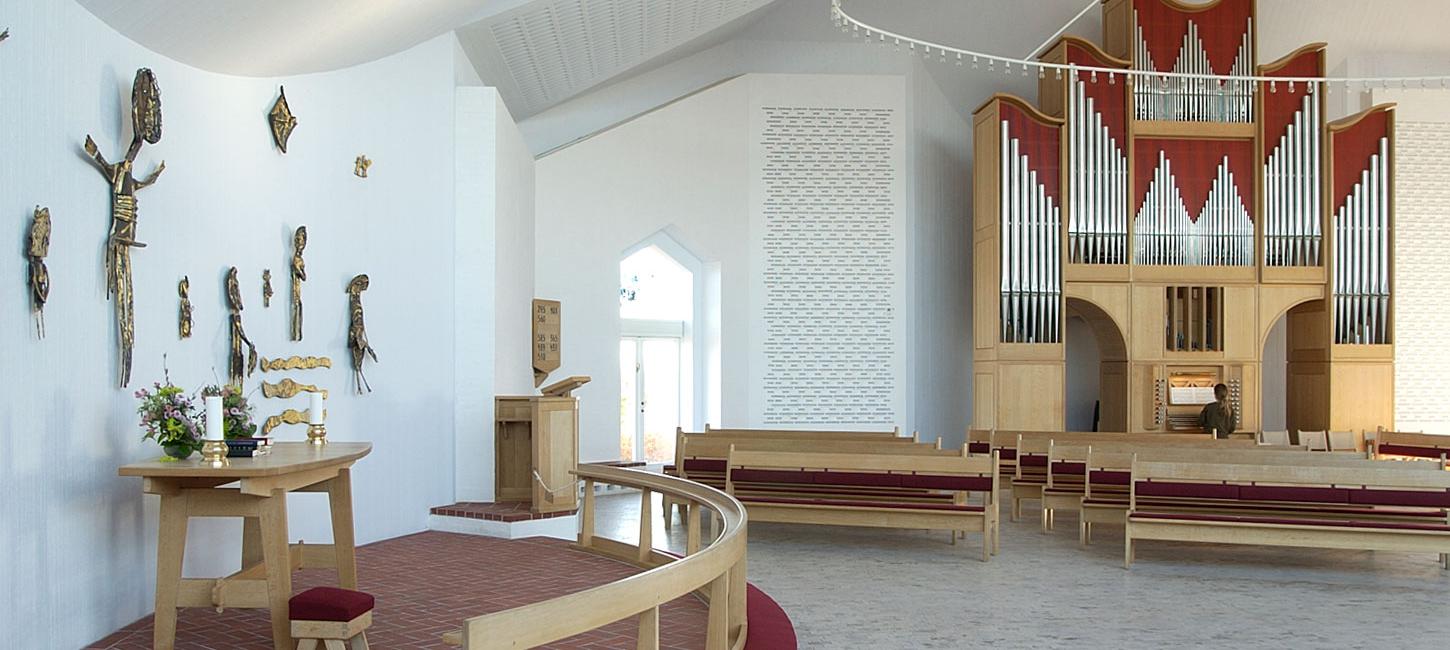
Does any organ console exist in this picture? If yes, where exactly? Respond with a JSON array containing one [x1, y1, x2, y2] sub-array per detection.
[[971, 0, 1395, 442]]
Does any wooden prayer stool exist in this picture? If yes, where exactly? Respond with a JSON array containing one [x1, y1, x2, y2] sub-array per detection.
[[289, 587, 374, 650]]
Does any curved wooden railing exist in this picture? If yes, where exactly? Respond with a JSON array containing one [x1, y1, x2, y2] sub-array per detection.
[[446, 465, 749, 650]]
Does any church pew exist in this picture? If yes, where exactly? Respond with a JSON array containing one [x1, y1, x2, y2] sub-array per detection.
[[1079, 446, 1445, 543], [663, 430, 942, 528], [1009, 432, 1254, 521], [726, 447, 1001, 560], [1369, 429, 1450, 462], [1124, 460, 1450, 569]]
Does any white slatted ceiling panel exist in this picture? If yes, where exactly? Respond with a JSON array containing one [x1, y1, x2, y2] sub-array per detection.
[[489, 0, 772, 113]]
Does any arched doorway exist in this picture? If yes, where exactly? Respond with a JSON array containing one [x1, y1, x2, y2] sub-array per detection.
[[618, 233, 703, 463], [1064, 297, 1129, 431], [1265, 298, 1331, 435]]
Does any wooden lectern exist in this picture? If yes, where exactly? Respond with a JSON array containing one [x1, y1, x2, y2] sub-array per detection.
[[495, 376, 590, 513]]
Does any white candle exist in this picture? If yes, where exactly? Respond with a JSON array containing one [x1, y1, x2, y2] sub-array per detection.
[[309, 392, 325, 425], [205, 395, 224, 441]]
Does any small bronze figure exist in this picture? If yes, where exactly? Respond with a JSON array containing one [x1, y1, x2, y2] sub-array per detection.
[[354, 155, 371, 178], [290, 226, 306, 340], [177, 276, 193, 339], [268, 86, 297, 153], [346, 274, 378, 393], [262, 269, 273, 308], [27, 206, 51, 339], [226, 267, 258, 385], [83, 68, 166, 387]]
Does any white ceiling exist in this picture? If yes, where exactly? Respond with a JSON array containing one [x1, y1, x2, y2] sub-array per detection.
[[457, 0, 778, 117], [76, 0, 1450, 125]]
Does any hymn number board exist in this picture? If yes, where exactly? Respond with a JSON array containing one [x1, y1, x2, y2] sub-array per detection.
[[532, 299, 561, 387]]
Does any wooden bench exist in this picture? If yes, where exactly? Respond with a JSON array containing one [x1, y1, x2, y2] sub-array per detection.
[[1124, 460, 1450, 568], [726, 448, 1000, 560], [1069, 446, 1427, 543], [665, 432, 951, 529], [1010, 432, 1252, 521], [1370, 429, 1450, 462]]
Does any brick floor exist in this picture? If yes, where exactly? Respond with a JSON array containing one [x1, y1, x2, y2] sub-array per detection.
[[86, 532, 707, 649], [429, 501, 578, 522]]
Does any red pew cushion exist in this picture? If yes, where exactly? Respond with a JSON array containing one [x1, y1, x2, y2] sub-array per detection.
[[1135, 481, 1239, 500], [289, 587, 374, 622], [1089, 470, 1131, 486], [968, 442, 991, 454], [741, 496, 984, 512], [1051, 462, 1086, 475], [900, 474, 992, 491], [813, 471, 902, 488], [682, 458, 727, 473], [1376, 444, 1449, 459], [731, 469, 818, 485], [1129, 511, 1450, 532], [1238, 486, 1350, 504], [1350, 488, 1450, 508], [737, 485, 954, 500]]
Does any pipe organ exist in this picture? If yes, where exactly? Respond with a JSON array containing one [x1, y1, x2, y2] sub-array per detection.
[[972, 0, 1396, 441]]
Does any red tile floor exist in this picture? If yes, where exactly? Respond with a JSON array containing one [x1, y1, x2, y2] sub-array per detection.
[[87, 532, 707, 649]]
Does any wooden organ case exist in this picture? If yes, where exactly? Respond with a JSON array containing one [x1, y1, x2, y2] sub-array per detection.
[[971, 0, 1395, 442]]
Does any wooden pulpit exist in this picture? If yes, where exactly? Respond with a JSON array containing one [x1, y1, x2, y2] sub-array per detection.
[[495, 376, 590, 514]]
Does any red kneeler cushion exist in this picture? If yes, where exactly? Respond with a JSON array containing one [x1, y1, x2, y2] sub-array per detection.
[[290, 587, 375, 622], [745, 584, 797, 650]]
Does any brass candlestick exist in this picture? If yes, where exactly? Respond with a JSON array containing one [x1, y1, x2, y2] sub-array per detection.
[[307, 423, 328, 446], [200, 439, 230, 468]]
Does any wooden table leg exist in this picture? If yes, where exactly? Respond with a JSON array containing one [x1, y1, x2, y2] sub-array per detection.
[[153, 491, 189, 650], [258, 489, 294, 650], [328, 468, 358, 589], [242, 516, 263, 568]]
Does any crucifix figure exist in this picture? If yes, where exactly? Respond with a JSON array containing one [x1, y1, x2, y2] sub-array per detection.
[[226, 267, 258, 386], [346, 274, 378, 393], [83, 68, 166, 387], [290, 226, 307, 340]]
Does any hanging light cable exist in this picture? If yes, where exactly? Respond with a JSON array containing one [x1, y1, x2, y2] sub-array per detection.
[[832, 0, 1450, 89]]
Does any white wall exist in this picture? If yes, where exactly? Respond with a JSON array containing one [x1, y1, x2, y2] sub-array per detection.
[[535, 76, 751, 462], [0, 3, 487, 647], [536, 70, 969, 460]]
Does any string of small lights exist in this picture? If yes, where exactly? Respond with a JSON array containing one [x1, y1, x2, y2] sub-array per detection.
[[830, 0, 1450, 94]]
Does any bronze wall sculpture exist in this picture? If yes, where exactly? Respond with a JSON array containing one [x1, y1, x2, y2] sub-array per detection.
[[354, 155, 371, 178], [262, 269, 273, 308], [27, 206, 51, 338], [290, 226, 306, 340], [261, 378, 328, 400], [83, 68, 166, 387], [346, 274, 378, 393], [260, 355, 332, 372], [177, 276, 192, 339], [268, 86, 297, 153], [262, 408, 308, 435], [226, 267, 258, 385]]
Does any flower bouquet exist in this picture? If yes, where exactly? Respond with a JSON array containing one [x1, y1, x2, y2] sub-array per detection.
[[200, 384, 258, 440], [136, 382, 201, 460]]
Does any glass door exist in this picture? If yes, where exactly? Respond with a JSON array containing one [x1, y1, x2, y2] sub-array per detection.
[[619, 337, 682, 463]]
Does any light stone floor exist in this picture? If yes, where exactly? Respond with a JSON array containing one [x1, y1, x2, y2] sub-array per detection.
[[593, 489, 1449, 649]]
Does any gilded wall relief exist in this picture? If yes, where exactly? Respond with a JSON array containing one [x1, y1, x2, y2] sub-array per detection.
[[260, 355, 332, 372], [27, 206, 50, 339], [83, 68, 166, 387], [177, 276, 192, 339], [261, 378, 328, 400], [226, 267, 258, 385], [268, 86, 297, 153], [346, 274, 378, 393]]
